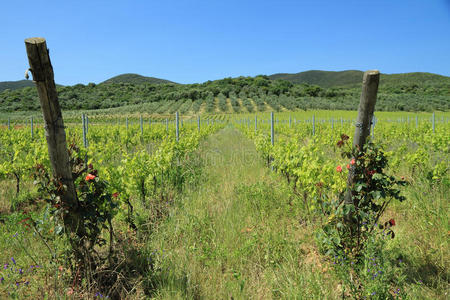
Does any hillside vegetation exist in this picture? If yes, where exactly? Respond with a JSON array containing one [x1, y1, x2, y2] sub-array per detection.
[[0, 71, 449, 113], [0, 80, 35, 92], [269, 70, 450, 88], [101, 73, 175, 85]]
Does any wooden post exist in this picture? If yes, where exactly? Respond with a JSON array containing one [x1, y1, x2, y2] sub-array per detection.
[[345, 70, 380, 207], [289, 116, 292, 128], [197, 116, 200, 132], [126, 117, 128, 130], [416, 115, 418, 128], [8, 118, 10, 130], [140, 115, 143, 135], [24, 37, 83, 239], [255, 115, 257, 132]]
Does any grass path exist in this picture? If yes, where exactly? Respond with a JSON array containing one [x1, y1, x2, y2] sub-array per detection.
[[146, 127, 338, 299]]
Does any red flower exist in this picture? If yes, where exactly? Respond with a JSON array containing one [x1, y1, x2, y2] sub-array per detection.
[[85, 174, 96, 181], [336, 165, 342, 173], [367, 170, 376, 176], [112, 192, 119, 198], [346, 164, 350, 170], [341, 134, 349, 141], [350, 158, 356, 165], [389, 219, 396, 226], [336, 140, 344, 148]]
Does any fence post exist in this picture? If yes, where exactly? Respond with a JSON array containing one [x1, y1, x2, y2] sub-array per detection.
[[30, 116, 34, 139], [8, 118, 10, 130], [197, 116, 200, 132], [166, 118, 168, 131], [271, 112, 274, 146], [176, 111, 179, 142], [82, 114, 88, 148], [432, 112, 435, 133], [331, 117, 334, 130], [255, 115, 257, 132], [312, 114, 315, 136], [344, 70, 380, 209], [289, 116, 292, 128], [126, 117, 128, 131], [416, 115, 418, 128], [371, 115, 376, 139], [25, 37, 83, 245]]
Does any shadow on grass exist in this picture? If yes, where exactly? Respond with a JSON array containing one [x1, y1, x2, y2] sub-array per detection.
[[400, 255, 449, 290]]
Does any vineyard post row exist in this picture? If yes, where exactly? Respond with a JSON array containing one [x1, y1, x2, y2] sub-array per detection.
[[72, 110, 223, 148], [1, 111, 446, 133]]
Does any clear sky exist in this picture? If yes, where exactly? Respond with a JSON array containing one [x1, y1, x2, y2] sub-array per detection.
[[1, 0, 449, 85]]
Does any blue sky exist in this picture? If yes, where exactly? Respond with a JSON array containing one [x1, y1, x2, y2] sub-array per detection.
[[1, 0, 449, 85]]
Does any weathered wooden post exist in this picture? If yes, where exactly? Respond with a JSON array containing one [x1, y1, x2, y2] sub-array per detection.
[[289, 116, 292, 128], [8, 118, 10, 130], [140, 115, 143, 135], [344, 70, 380, 208], [197, 116, 200, 132], [255, 115, 257, 132], [25, 37, 84, 246], [126, 117, 128, 131]]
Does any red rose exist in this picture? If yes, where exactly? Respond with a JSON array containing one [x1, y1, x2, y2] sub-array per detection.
[[389, 219, 396, 226], [112, 192, 119, 198], [336, 165, 342, 173], [351, 158, 356, 165], [85, 174, 96, 181], [346, 164, 350, 170]]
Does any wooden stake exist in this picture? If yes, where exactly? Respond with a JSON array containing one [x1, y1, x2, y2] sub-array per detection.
[[345, 70, 380, 206], [24, 37, 82, 234]]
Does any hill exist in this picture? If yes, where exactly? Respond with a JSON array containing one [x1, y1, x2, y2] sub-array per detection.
[[101, 73, 176, 85], [0, 80, 35, 92], [269, 70, 450, 88], [0, 72, 448, 113]]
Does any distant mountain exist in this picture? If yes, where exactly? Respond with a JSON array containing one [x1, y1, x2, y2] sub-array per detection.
[[101, 73, 176, 85], [0, 80, 35, 92], [269, 70, 450, 88]]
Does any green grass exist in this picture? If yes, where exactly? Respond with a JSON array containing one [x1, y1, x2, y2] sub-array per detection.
[[144, 128, 339, 299]]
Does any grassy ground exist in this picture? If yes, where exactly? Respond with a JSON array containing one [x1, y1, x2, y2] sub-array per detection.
[[145, 127, 339, 299], [0, 124, 448, 299]]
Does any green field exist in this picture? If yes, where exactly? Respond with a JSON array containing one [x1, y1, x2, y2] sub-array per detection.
[[0, 108, 448, 299]]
